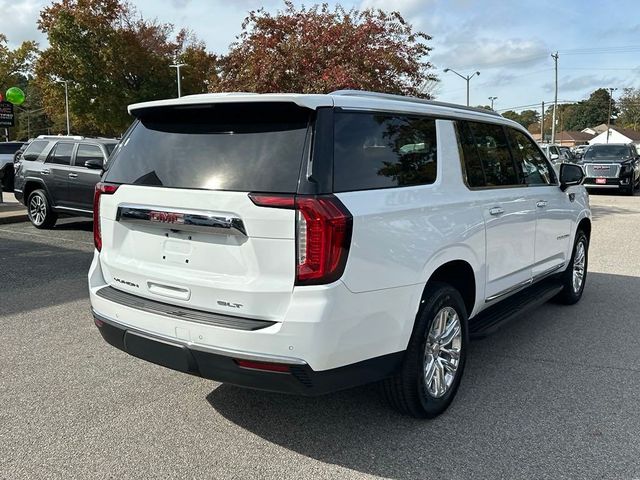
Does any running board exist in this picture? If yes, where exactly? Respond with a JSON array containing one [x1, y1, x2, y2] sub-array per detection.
[[469, 279, 564, 339]]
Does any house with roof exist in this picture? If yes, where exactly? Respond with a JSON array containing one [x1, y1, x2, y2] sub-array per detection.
[[588, 127, 640, 147], [555, 130, 594, 147], [581, 124, 609, 135]]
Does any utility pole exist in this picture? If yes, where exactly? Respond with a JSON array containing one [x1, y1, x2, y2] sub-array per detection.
[[606, 87, 617, 143], [443, 68, 480, 106], [551, 52, 559, 144], [488, 96, 497, 110], [170, 63, 187, 98], [541, 101, 545, 142]]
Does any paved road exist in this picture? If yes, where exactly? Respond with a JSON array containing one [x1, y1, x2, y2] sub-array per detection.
[[1, 192, 640, 480]]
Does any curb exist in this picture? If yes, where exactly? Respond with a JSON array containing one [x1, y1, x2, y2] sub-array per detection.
[[0, 206, 28, 225]]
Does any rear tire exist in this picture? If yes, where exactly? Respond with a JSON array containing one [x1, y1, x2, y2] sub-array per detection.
[[27, 189, 57, 229], [382, 282, 468, 418], [554, 230, 588, 305]]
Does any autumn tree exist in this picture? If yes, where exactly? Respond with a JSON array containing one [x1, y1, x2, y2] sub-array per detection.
[[36, 0, 216, 136], [617, 87, 640, 131], [0, 35, 39, 91], [214, 2, 437, 97], [502, 110, 540, 129]]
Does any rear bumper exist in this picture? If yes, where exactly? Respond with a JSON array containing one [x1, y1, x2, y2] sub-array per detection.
[[93, 309, 402, 395]]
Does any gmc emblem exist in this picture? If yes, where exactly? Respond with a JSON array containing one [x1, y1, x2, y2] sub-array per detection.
[[593, 166, 609, 170], [149, 211, 183, 224]]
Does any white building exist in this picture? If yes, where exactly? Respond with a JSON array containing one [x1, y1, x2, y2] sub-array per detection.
[[588, 127, 640, 147]]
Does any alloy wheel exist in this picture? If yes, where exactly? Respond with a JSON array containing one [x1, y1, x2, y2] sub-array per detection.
[[572, 240, 586, 293], [423, 306, 462, 398], [29, 195, 46, 226]]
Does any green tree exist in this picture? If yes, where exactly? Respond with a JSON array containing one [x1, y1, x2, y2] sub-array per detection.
[[215, 1, 437, 97], [502, 109, 540, 129], [35, 0, 216, 136], [617, 87, 640, 131], [0, 34, 39, 91]]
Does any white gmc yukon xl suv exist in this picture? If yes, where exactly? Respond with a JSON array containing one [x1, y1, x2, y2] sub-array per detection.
[[89, 90, 591, 418]]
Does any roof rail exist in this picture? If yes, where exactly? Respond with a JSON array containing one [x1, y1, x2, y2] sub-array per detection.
[[37, 134, 85, 140], [329, 90, 502, 117]]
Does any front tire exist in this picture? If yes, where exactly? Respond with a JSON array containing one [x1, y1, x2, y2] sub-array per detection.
[[382, 282, 468, 418], [27, 189, 57, 229], [554, 230, 588, 305]]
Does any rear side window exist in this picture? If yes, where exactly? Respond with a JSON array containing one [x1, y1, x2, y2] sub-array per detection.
[[22, 140, 49, 161], [507, 129, 555, 185], [105, 103, 310, 193], [76, 144, 104, 167], [333, 112, 437, 192], [458, 121, 519, 187], [47, 142, 74, 166]]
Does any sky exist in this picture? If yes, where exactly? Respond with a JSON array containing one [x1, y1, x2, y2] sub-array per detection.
[[2, 0, 640, 113]]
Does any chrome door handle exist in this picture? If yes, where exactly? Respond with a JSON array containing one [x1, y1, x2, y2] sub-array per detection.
[[489, 207, 504, 216], [68, 173, 78, 178], [536, 200, 548, 208], [40, 169, 50, 175]]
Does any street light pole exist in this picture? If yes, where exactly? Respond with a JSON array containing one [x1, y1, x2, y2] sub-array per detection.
[[551, 52, 559, 144], [55, 80, 71, 135], [488, 96, 498, 110], [606, 87, 618, 144], [170, 63, 187, 98], [444, 68, 480, 106]]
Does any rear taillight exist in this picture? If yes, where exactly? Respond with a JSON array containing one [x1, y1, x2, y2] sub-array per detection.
[[93, 182, 119, 251], [249, 193, 353, 286]]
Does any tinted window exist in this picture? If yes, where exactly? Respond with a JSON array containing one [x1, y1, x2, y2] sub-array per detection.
[[457, 121, 487, 187], [508, 129, 555, 185], [105, 103, 310, 193], [47, 142, 74, 165], [0, 143, 22, 154], [105, 143, 116, 155], [22, 140, 49, 161], [76, 144, 104, 167], [333, 113, 437, 192], [462, 121, 519, 187]]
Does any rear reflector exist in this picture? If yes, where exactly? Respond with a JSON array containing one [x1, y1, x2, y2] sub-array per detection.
[[93, 182, 119, 251], [235, 359, 291, 373]]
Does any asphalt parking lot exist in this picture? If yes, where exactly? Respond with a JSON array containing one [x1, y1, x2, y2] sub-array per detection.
[[1, 192, 640, 480]]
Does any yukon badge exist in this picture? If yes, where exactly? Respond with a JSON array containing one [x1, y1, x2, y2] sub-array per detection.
[[217, 300, 243, 309], [113, 277, 139, 288]]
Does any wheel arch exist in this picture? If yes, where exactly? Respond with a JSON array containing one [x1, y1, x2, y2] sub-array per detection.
[[22, 179, 52, 206]]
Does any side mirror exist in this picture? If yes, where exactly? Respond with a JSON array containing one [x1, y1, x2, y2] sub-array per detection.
[[84, 158, 104, 170], [550, 153, 559, 161], [560, 163, 584, 191], [23, 153, 39, 161]]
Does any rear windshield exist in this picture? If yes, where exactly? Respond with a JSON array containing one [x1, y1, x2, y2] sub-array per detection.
[[105, 103, 310, 193], [0, 143, 22, 154]]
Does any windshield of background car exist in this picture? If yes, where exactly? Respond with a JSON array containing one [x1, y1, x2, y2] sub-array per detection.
[[105, 102, 310, 193], [105, 143, 117, 155], [583, 145, 631, 160]]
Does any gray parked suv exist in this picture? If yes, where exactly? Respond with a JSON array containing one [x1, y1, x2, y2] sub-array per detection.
[[14, 136, 118, 228]]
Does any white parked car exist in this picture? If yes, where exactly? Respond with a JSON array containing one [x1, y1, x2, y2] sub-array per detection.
[[89, 91, 591, 418]]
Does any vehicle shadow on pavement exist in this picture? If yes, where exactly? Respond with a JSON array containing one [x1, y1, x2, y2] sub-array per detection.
[[590, 204, 639, 220], [52, 219, 93, 232], [0, 236, 93, 317], [207, 272, 640, 480]]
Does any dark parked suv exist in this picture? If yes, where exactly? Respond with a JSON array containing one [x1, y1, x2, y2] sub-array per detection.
[[581, 143, 640, 195], [14, 136, 118, 228]]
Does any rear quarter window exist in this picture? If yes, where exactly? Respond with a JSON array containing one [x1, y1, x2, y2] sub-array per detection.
[[333, 112, 438, 192]]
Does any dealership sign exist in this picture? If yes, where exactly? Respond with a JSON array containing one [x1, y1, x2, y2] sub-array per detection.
[[0, 101, 14, 127]]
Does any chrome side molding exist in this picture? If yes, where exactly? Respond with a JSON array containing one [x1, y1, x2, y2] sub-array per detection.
[[116, 203, 247, 236]]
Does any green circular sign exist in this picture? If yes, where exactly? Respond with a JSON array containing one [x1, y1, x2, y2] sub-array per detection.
[[6, 87, 25, 105]]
